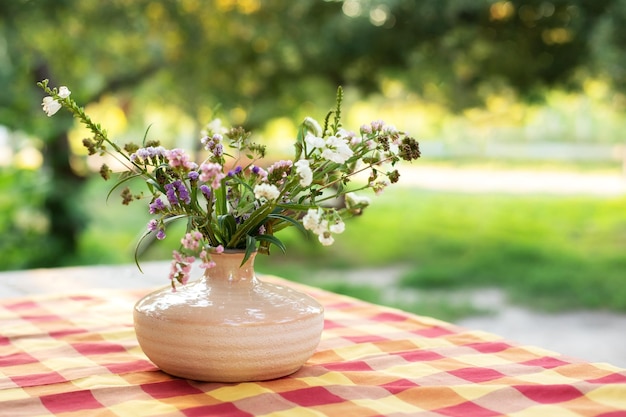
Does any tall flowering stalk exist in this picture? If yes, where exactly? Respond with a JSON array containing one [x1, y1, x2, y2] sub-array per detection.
[[38, 80, 421, 289]]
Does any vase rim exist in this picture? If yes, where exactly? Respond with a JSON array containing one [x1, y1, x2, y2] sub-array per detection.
[[217, 248, 258, 254]]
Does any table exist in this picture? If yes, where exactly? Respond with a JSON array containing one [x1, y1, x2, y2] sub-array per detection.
[[1, 268, 626, 416]]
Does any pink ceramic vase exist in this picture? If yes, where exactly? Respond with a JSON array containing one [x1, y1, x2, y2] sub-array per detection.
[[133, 251, 324, 382]]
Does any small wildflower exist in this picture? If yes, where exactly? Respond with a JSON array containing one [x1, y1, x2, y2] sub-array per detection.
[[399, 137, 421, 161], [227, 166, 243, 177], [156, 228, 166, 240], [164, 182, 179, 205], [321, 135, 353, 164], [370, 178, 390, 195], [318, 232, 334, 246], [124, 143, 139, 154], [305, 132, 325, 149], [199, 162, 226, 189], [267, 160, 293, 185], [199, 250, 216, 269], [345, 192, 371, 212], [250, 165, 268, 180], [82, 138, 98, 155], [57, 86, 71, 98], [99, 164, 111, 180], [165, 148, 195, 170], [147, 219, 158, 231], [41, 96, 62, 117], [199, 184, 212, 199], [303, 116, 323, 137], [302, 208, 321, 231], [295, 159, 313, 187], [149, 198, 166, 214], [254, 183, 280, 201], [121, 187, 134, 205], [170, 250, 195, 285], [330, 220, 345, 234], [181, 231, 203, 250], [388, 169, 400, 184]]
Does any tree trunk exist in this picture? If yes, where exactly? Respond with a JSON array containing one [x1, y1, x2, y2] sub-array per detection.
[[37, 131, 86, 267]]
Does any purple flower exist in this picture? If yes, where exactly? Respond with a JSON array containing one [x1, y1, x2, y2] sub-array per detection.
[[201, 134, 224, 158], [147, 219, 158, 231], [156, 228, 166, 240], [227, 165, 243, 177], [188, 171, 199, 181], [200, 184, 212, 199], [250, 165, 268, 179], [165, 183, 178, 205], [149, 198, 166, 214], [176, 181, 191, 204], [164, 180, 190, 205]]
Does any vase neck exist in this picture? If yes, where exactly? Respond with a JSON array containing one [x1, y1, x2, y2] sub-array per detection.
[[203, 251, 257, 284]]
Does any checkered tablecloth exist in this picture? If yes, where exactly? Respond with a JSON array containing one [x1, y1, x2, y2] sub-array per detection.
[[1, 276, 626, 417]]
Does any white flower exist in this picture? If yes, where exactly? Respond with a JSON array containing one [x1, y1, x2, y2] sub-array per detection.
[[42, 97, 62, 117], [318, 232, 334, 246], [254, 183, 280, 201], [302, 208, 342, 246], [384, 124, 398, 135], [303, 117, 323, 137], [58, 86, 71, 98], [305, 132, 325, 149], [346, 192, 371, 209], [302, 208, 321, 231], [203, 118, 228, 136], [322, 136, 353, 164], [295, 159, 313, 187], [330, 220, 345, 234]]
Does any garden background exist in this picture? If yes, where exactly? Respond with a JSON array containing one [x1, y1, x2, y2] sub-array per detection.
[[1, 1, 626, 332]]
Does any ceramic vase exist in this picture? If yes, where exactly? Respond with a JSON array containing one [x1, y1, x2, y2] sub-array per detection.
[[133, 251, 324, 382]]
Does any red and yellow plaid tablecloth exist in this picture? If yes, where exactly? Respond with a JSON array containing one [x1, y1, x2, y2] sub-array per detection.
[[1, 276, 626, 417]]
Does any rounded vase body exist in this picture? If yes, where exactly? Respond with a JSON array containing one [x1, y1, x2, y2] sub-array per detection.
[[133, 251, 324, 382]]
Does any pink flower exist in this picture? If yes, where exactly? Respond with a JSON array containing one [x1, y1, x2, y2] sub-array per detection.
[[199, 162, 226, 189], [181, 231, 203, 250], [165, 148, 196, 170], [169, 250, 195, 285]]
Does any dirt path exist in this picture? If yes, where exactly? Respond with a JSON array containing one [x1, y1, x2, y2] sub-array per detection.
[[397, 164, 626, 196], [317, 267, 626, 368]]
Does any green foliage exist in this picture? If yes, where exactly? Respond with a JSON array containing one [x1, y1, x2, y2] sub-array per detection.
[[258, 186, 626, 312], [0, 169, 45, 269]]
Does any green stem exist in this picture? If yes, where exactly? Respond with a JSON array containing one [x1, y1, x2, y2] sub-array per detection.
[[226, 202, 275, 247]]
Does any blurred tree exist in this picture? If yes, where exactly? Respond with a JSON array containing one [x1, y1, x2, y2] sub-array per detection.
[[0, 0, 622, 268]]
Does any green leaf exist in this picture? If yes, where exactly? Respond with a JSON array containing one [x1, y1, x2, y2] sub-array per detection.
[[230, 175, 255, 194], [255, 234, 287, 254], [268, 213, 307, 236], [242, 234, 257, 265], [141, 124, 154, 146], [133, 214, 190, 270], [218, 214, 237, 241], [216, 178, 228, 215]]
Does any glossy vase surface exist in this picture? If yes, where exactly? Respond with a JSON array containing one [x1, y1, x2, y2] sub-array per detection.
[[133, 251, 324, 382]]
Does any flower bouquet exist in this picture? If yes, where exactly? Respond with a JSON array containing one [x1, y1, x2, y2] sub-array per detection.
[[38, 80, 421, 289]]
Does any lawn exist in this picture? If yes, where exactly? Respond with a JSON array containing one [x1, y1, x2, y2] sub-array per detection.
[[74, 172, 626, 318]]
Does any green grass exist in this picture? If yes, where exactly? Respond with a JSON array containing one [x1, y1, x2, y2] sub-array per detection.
[[255, 188, 626, 312], [71, 176, 626, 314]]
